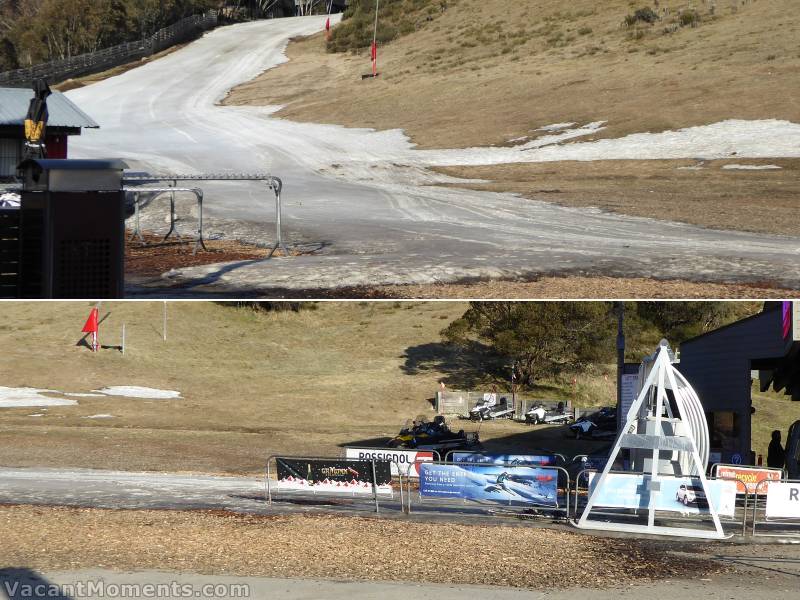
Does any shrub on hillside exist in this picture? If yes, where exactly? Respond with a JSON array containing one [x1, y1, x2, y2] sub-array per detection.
[[679, 9, 701, 27], [327, 0, 451, 53], [624, 7, 659, 27]]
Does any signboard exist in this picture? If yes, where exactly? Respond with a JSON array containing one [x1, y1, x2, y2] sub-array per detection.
[[765, 481, 800, 519], [715, 465, 782, 494], [275, 458, 393, 496], [419, 463, 558, 506], [345, 448, 434, 477], [620, 373, 640, 421], [588, 473, 737, 517], [450, 452, 559, 466]]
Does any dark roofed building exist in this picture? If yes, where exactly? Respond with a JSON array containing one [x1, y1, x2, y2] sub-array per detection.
[[679, 302, 800, 465], [0, 87, 98, 180]]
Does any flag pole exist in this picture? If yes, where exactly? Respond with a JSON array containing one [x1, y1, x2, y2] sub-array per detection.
[[372, 0, 380, 76]]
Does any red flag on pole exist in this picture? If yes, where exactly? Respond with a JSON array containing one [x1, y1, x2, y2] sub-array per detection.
[[371, 41, 377, 75], [82, 307, 99, 352], [326, 17, 330, 31]]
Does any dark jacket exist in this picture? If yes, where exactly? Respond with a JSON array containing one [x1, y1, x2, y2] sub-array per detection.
[[767, 439, 786, 469]]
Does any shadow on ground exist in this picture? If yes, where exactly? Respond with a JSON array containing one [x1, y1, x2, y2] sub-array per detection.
[[0, 568, 73, 600]]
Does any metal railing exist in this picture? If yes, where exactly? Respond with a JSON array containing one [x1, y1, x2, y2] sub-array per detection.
[[124, 172, 287, 257], [0, 12, 218, 87], [341, 447, 441, 479], [442, 450, 567, 468], [571, 468, 749, 536], [407, 460, 571, 521], [125, 187, 206, 254], [751, 478, 800, 538], [264, 454, 403, 514]]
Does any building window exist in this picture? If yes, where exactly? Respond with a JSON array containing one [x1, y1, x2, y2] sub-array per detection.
[[706, 411, 741, 453], [0, 138, 23, 180]]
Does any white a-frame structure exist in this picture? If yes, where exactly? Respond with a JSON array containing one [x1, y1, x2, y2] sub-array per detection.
[[576, 341, 726, 539]]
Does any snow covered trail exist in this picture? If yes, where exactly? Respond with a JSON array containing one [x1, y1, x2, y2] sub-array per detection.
[[67, 16, 800, 292]]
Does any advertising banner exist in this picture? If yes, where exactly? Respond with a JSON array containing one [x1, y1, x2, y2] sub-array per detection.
[[345, 448, 434, 477], [588, 473, 737, 517], [419, 462, 558, 506], [715, 465, 782, 494], [450, 452, 559, 467], [765, 482, 800, 519], [275, 458, 393, 496]]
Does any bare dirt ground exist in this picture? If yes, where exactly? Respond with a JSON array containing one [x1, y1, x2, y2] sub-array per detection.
[[124, 232, 800, 299], [224, 0, 800, 237], [125, 231, 271, 278], [0, 506, 725, 588], [437, 158, 800, 236], [359, 276, 800, 300]]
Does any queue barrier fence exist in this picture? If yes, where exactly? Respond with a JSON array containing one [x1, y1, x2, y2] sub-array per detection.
[[571, 468, 749, 536], [406, 460, 571, 521], [442, 450, 567, 468], [264, 454, 404, 514], [751, 478, 800, 538], [341, 447, 441, 479]]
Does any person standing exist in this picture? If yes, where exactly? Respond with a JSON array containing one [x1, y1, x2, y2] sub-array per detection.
[[767, 430, 786, 469]]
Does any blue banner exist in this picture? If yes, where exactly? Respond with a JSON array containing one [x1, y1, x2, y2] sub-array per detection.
[[451, 452, 558, 466], [587, 473, 737, 516], [419, 463, 558, 506]]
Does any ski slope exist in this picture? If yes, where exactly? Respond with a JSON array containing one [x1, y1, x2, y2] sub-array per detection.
[[67, 16, 800, 293]]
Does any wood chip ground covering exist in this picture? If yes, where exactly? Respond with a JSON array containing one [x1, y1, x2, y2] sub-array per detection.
[[0, 506, 726, 589]]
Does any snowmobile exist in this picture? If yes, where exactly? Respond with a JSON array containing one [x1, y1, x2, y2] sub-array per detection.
[[524, 402, 573, 425], [387, 415, 481, 452], [568, 407, 617, 440], [469, 395, 515, 421]]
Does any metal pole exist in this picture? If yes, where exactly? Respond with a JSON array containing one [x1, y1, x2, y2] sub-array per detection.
[[267, 178, 288, 259], [373, 0, 380, 75], [122, 323, 125, 355], [372, 459, 379, 514], [162, 301, 167, 342], [616, 302, 625, 432]]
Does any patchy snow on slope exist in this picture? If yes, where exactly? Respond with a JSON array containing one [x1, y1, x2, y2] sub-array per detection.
[[83, 414, 114, 419], [0, 387, 78, 408], [414, 119, 800, 168], [722, 164, 782, 170], [537, 122, 577, 132], [95, 386, 181, 399]]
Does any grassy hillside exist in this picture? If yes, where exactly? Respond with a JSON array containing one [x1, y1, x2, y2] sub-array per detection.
[[225, 0, 800, 235], [0, 302, 462, 472], [0, 301, 788, 473], [0, 301, 613, 473], [229, 0, 800, 149]]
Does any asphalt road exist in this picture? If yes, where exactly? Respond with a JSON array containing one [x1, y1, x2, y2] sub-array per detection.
[[3, 554, 800, 600], [66, 16, 800, 294]]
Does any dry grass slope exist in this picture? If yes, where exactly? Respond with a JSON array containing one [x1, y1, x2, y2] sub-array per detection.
[[228, 0, 800, 149]]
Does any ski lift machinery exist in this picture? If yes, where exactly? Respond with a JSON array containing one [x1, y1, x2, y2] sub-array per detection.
[[575, 340, 728, 539]]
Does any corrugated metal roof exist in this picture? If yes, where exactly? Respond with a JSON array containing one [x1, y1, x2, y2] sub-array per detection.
[[0, 87, 99, 129]]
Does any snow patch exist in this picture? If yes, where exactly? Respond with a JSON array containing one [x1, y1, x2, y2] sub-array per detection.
[[537, 122, 577, 132], [95, 386, 181, 399], [722, 164, 782, 171], [83, 414, 114, 419], [0, 387, 78, 408]]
